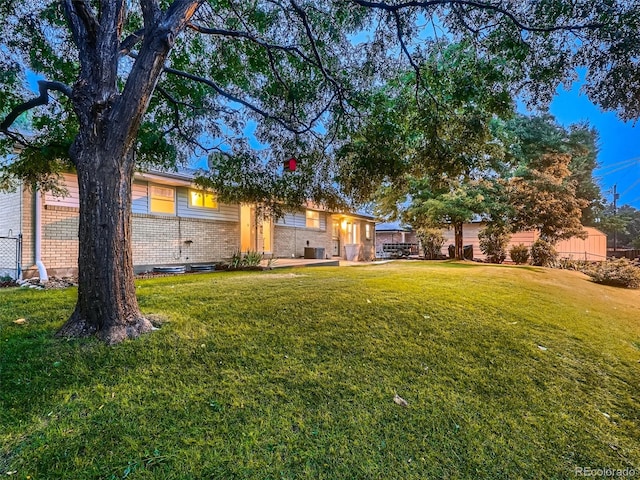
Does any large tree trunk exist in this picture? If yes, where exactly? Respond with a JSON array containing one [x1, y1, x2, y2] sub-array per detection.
[[57, 145, 152, 344], [454, 222, 464, 260], [52, 0, 202, 343]]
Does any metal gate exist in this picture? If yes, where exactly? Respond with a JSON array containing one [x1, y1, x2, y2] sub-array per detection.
[[0, 234, 21, 280]]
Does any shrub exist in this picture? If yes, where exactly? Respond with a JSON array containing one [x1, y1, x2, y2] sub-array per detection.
[[530, 239, 558, 267], [416, 227, 446, 260], [243, 250, 264, 267], [509, 244, 530, 265], [478, 226, 511, 264], [229, 251, 243, 269], [556, 258, 591, 271], [229, 250, 263, 269], [584, 258, 640, 289]]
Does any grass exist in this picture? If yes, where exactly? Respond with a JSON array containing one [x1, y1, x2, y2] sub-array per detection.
[[1, 261, 640, 479]]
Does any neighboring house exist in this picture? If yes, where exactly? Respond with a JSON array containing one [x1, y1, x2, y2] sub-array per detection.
[[0, 170, 375, 279], [374, 221, 607, 262], [375, 222, 419, 258], [440, 222, 607, 261]]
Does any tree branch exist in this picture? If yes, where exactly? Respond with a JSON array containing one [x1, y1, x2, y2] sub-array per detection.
[[350, 0, 604, 32], [140, 0, 162, 32], [155, 86, 182, 133], [185, 23, 317, 65], [113, 0, 204, 157], [156, 59, 319, 135], [0, 80, 73, 132], [62, 0, 99, 45], [289, 0, 343, 94], [119, 28, 145, 56]]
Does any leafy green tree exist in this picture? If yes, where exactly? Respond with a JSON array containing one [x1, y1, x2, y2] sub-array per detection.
[[504, 114, 602, 225], [598, 204, 640, 249], [1, 1, 377, 343], [337, 41, 513, 203], [478, 224, 511, 264], [0, 1, 632, 342], [401, 178, 489, 259], [507, 152, 588, 243], [341, 42, 513, 260]]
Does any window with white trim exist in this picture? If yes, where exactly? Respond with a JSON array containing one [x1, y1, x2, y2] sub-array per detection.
[[306, 210, 320, 229], [189, 189, 218, 209], [351, 222, 358, 243], [365, 223, 371, 240], [149, 184, 176, 214]]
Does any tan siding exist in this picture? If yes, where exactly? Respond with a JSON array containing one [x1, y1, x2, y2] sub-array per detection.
[[556, 227, 607, 261], [438, 223, 606, 262], [441, 223, 483, 258], [132, 181, 148, 213], [44, 173, 79, 208]]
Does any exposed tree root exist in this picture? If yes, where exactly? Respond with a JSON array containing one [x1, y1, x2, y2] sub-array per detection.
[[56, 314, 154, 345]]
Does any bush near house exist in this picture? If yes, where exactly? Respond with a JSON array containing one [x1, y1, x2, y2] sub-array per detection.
[[530, 239, 558, 267], [478, 226, 511, 264], [509, 244, 530, 265], [416, 227, 446, 259]]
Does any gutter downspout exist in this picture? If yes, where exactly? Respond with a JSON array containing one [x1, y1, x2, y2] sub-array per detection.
[[34, 188, 49, 281]]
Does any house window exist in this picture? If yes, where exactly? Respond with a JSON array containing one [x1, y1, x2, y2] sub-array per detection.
[[351, 222, 359, 243], [306, 210, 320, 229], [189, 189, 218, 209], [149, 185, 175, 214], [365, 224, 371, 240]]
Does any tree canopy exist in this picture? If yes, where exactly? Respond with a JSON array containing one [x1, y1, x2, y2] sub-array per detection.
[[337, 40, 513, 204], [2, 1, 637, 193]]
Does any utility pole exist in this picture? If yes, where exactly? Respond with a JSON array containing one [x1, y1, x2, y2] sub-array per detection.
[[613, 184, 620, 253]]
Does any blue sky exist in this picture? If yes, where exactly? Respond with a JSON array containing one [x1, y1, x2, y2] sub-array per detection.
[[547, 81, 640, 208]]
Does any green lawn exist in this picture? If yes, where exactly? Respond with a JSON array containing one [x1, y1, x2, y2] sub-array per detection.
[[1, 261, 639, 479]]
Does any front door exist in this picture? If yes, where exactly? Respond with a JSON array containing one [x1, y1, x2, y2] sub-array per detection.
[[240, 204, 256, 252], [260, 216, 272, 255]]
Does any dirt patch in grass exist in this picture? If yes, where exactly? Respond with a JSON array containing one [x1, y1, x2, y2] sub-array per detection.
[[253, 273, 307, 279]]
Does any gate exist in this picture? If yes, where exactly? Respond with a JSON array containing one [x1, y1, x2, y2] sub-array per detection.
[[0, 234, 21, 280]]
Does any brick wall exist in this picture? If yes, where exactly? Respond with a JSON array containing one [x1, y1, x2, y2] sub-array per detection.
[[0, 187, 21, 237], [273, 225, 333, 259], [41, 205, 80, 276], [132, 213, 239, 270], [23, 203, 240, 277], [357, 220, 376, 261]]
